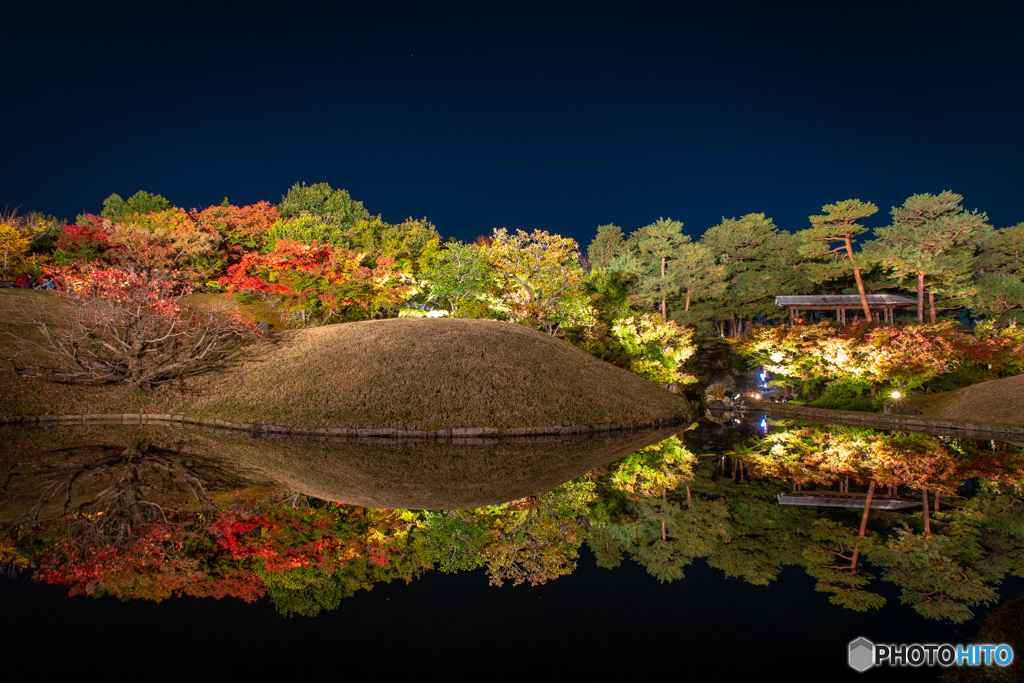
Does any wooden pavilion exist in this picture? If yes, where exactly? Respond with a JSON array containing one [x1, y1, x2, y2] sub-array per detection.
[[777, 490, 920, 510], [775, 294, 916, 324]]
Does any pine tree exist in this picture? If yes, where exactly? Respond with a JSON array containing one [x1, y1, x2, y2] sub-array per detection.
[[612, 218, 689, 321], [867, 191, 993, 323], [799, 199, 877, 320]]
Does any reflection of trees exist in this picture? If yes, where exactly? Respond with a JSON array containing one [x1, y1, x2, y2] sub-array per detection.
[[941, 593, 1024, 683], [737, 421, 1024, 622], [12, 426, 1024, 624], [23, 443, 219, 600], [419, 478, 595, 587], [588, 437, 730, 581], [23, 443, 214, 526]]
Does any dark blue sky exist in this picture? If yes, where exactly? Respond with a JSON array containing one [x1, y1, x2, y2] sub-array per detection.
[[4, 0, 1023, 245]]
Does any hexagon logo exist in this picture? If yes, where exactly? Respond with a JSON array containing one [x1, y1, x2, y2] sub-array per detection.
[[849, 637, 875, 672]]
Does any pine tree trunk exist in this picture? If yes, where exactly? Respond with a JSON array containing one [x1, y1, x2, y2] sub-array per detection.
[[917, 271, 925, 322], [928, 290, 936, 324], [850, 479, 877, 573], [857, 480, 876, 539], [660, 255, 667, 322], [846, 236, 873, 320], [685, 288, 691, 312]]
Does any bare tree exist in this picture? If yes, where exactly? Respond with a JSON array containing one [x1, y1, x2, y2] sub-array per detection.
[[6, 266, 259, 386]]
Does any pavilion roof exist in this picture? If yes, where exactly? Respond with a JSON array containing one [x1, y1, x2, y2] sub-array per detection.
[[775, 294, 916, 307]]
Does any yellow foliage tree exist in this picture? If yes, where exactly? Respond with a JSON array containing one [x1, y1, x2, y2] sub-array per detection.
[[0, 222, 32, 279], [485, 227, 592, 334]]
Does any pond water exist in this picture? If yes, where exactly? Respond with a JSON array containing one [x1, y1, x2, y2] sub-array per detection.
[[1, 418, 1022, 680]]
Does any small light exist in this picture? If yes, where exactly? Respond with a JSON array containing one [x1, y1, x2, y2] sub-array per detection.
[[891, 391, 902, 399], [754, 393, 761, 399]]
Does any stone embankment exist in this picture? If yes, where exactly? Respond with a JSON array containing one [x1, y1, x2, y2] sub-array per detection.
[[0, 413, 688, 440], [751, 400, 1024, 440]]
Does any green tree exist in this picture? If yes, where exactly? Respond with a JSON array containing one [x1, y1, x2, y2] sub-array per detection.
[[485, 228, 592, 334], [421, 241, 495, 317], [799, 199, 878, 320], [869, 516, 999, 623], [991, 223, 1024, 275], [97, 190, 172, 224], [802, 518, 886, 612], [278, 181, 371, 227], [587, 223, 626, 271], [415, 510, 490, 573], [867, 191, 993, 323], [612, 217, 688, 321], [673, 239, 726, 321], [700, 213, 799, 336], [968, 273, 1024, 324]]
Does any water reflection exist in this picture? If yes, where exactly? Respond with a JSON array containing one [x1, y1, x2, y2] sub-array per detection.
[[1, 420, 1022, 624]]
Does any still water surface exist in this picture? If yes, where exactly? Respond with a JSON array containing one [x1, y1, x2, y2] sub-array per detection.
[[1, 418, 1021, 680]]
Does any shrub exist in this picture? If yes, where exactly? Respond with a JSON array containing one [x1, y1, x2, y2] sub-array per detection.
[[9, 266, 260, 386], [612, 313, 697, 385]]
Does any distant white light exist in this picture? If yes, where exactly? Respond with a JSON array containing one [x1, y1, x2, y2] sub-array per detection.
[[891, 390, 902, 399]]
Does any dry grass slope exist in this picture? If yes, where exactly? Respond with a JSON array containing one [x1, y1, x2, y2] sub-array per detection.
[[179, 318, 691, 429], [1, 292, 690, 429], [915, 374, 1024, 425]]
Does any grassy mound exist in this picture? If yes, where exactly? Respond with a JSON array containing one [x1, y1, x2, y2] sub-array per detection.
[[1, 291, 690, 429], [178, 318, 691, 429], [914, 374, 1024, 426]]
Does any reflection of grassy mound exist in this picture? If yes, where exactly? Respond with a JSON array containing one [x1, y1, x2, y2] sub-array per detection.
[[215, 427, 682, 509], [0, 424, 680, 512], [178, 318, 690, 430], [2, 292, 689, 429], [915, 374, 1024, 426], [0, 425, 275, 524]]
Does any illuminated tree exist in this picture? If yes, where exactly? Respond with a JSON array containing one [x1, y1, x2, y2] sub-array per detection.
[[0, 222, 31, 278], [799, 199, 878, 320], [604, 436, 696, 499], [476, 479, 595, 587], [485, 228, 593, 334], [108, 208, 224, 282], [422, 241, 496, 317], [867, 191, 993, 322], [612, 218, 689, 321], [197, 201, 280, 251], [586, 223, 625, 271], [611, 313, 697, 385]]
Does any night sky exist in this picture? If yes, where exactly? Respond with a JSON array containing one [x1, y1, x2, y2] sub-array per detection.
[[4, 0, 1023, 246]]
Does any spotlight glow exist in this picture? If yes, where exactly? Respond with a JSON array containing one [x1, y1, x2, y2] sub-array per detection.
[[891, 391, 902, 399]]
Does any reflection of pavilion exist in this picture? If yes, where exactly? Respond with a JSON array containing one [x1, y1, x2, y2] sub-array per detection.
[[776, 294, 916, 324], [778, 490, 920, 510]]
